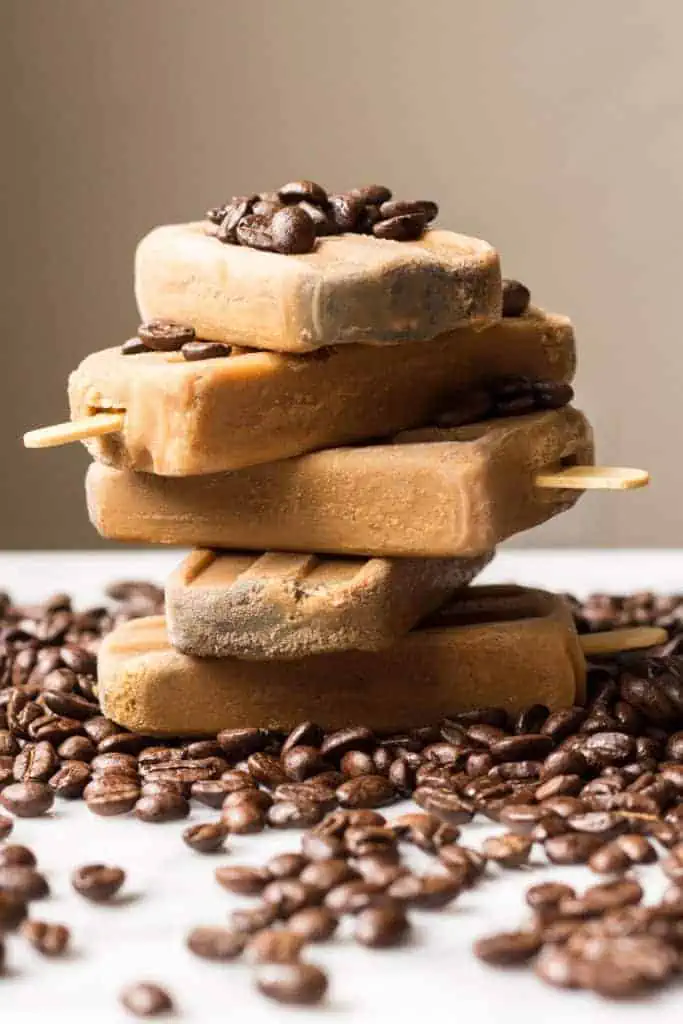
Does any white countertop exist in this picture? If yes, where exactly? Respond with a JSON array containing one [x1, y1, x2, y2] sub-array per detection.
[[1, 549, 682, 1024]]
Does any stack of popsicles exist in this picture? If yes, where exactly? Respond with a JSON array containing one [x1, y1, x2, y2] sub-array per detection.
[[25, 182, 652, 736]]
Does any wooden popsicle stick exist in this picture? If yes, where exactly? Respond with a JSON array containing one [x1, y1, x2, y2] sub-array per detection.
[[580, 626, 667, 656], [23, 412, 125, 449], [535, 466, 649, 490]]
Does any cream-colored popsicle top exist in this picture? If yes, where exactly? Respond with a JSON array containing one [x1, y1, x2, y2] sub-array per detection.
[[134, 222, 502, 352]]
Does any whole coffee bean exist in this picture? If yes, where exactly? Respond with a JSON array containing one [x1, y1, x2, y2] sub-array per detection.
[[182, 340, 232, 361], [21, 919, 70, 956], [84, 717, 121, 744], [58, 735, 96, 762], [501, 279, 531, 317], [392, 812, 460, 851], [355, 902, 410, 948], [220, 768, 257, 792], [351, 184, 393, 205], [387, 872, 463, 909], [328, 193, 365, 232], [0, 731, 19, 757], [498, 804, 547, 834], [266, 853, 308, 879], [282, 746, 328, 781], [229, 903, 278, 934], [340, 750, 376, 777], [271, 207, 317, 255], [0, 866, 49, 900], [379, 199, 438, 222], [236, 213, 276, 251], [138, 320, 194, 352], [246, 753, 288, 789], [534, 945, 582, 988], [324, 880, 383, 915], [119, 981, 174, 1018], [42, 691, 98, 720], [321, 727, 375, 761], [49, 760, 91, 799], [72, 864, 125, 902], [535, 774, 584, 801], [0, 891, 28, 930], [567, 811, 626, 839], [288, 906, 338, 942], [373, 212, 426, 241], [0, 845, 36, 868], [582, 731, 636, 768], [491, 734, 554, 763], [262, 879, 320, 918], [224, 787, 272, 811], [186, 924, 246, 965], [474, 929, 541, 965], [215, 865, 269, 896], [85, 779, 140, 816], [0, 815, 13, 840], [278, 180, 327, 206], [91, 752, 139, 776], [545, 832, 604, 864], [1, 781, 53, 817], [215, 195, 257, 241], [255, 961, 328, 1006], [482, 833, 533, 868], [526, 881, 576, 911], [336, 775, 397, 810], [300, 859, 355, 892], [182, 822, 229, 853], [540, 796, 586, 818], [221, 801, 266, 834], [438, 845, 487, 886], [13, 742, 58, 783], [414, 789, 474, 825], [246, 927, 306, 965], [282, 723, 324, 754], [268, 800, 325, 829]]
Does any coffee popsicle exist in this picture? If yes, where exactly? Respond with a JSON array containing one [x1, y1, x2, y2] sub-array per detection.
[[165, 548, 493, 659], [86, 407, 594, 558], [66, 307, 575, 476], [135, 223, 501, 354], [97, 587, 586, 736]]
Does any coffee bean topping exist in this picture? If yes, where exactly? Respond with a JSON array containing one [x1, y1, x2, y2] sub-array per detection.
[[137, 320, 195, 352], [502, 279, 531, 317], [181, 340, 232, 361]]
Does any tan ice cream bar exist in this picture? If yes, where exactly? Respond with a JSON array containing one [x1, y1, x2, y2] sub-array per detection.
[[166, 549, 493, 659], [86, 407, 594, 558], [135, 223, 502, 354], [97, 587, 585, 736], [66, 306, 575, 477]]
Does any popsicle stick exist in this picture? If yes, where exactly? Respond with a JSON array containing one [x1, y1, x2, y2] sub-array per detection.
[[23, 413, 125, 449], [580, 626, 667, 656], [535, 466, 649, 491]]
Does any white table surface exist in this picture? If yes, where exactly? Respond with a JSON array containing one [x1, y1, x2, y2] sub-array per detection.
[[0, 548, 682, 1024]]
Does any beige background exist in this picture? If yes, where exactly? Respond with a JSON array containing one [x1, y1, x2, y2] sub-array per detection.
[[0, 0, 680, 549]]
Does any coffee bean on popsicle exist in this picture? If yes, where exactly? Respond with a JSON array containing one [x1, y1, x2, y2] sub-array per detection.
[[373, 213, 427, 241], [181, 341, 232, 361], [271, 207, 317, 255], [137, 320, 195, 352], [502, 279, 531, 317]]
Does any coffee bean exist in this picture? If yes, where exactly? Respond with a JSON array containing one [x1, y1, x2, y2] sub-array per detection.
[[502, 279, 531, 317], [282, 746, 328, 781], [414, 789, 475, 825], [246, 752, 288, 789], [438, 845, 487, 886], [582, 731, 637, 768], [224, 787, 272, 811], [336, 775, 397, 809], [0, 814, 12, 840], [491, 734, 554, 763], [215, 865, 269, 896], [288, 906, 338, 942], [340, 750, 376, 777], [245, 928, 306, 964], [278, 180, 328, 206], [0, 781, 53, 817], [379, 199, 438, 222], [216, 195, 257, 242], [21, 919, 70, 955], [85, 778, 140, 816], [474, 929, 542, 965], [255, 961, 328, 1006], [282, 722, 324, 754], [266, 853, 308, 880], [328, 193, 365, 232], [351, 184, 393, 205], [587, 841, 631, 875], [0, 866, 49, 901], [236, 213, 275, 251], [482, 832, 533, 868], [526, 881, 576, 911], [545, 832, 604, 864], [268, 800, 325, 829], [186, 925, 245, 961], [271, 207, 317, 255], [0, 891, 28, 930], [72, 864, 125, 902], [0, 731, 19, 757], [321, 727, 375, 761], [120, 981, 174, 1017], [355, 902, 410, 948], [262, 879, 320, 918], [299, 859, 356, 892], [535, 774, 584, 800], [49, 760, 91, 798], [229, 903, 278, 934], [0, 845, 36, 868], [58, 735, 96, 762], [182, 822, 229, 853], [221, 802, 266, 834], [182, 340, 232, 361], [373, 212, 426, 241], [391, 812, 460, 852], [91, 751, 139, 775], [388, 872, 463, 909], [138, 320, 194, 352], [567, 811, 626, 839], [498, 803, 548, 834]]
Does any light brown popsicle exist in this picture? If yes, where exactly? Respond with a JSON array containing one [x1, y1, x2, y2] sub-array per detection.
[[97, 586, 586, 736], [165, 548, 493, 659], [86, 407, 594, 558], [67, 306, 575, 476], [135, 222, 502, 354]]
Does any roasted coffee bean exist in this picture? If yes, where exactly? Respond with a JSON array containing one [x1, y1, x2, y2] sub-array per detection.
[[216, 195, 257, 242], [21, 919, 70, 955], [268, 800, 326, 829], [300, 830, 344, 861], [188, 779, 229, 809], [120, 981, 174, 1017], [0, 866, 49, 901], [526, 881, 576, 911], [0, 891, 28, 930], [0, 781, 53, 817], [72, 864, 125, 902], [388, 872, 463, 909], [49, 760, 91, 798], [229, 903, 278, 934], [379, 198, 438, 222], [274, 782, 336, 809], [141, 757, 223, 786], [498, 804, 548, 834], [582, 731, 636, 768], [545, 832, 604, 864], [355, 901, 410, 948], [215, 865, 270, 896], [120, 337, 152, 355], [373, 212, 426, 241], [474, 929, 542, 965], [0, 845, 36, 868], [246, 927, 306, 964], [351, 184, 393, 205], [282, 746, 329, 781], [438, 845, 487, 886], [83, 718, 122, 746], [534, 945, 581, 988], [348, 857, 405, 889], [13, 742, 59, 782], [186, 925, 245, 961], [391, 812, 460, 851], [255, 961, 328, 1006], [282, 722, 324, 754], [182, 822, 229, 853], [182, 340, 232, 361], [344, 825, 397, 857], [501, 279, 531, 317], [58, 735, 96, 762], [29, 714, 82, 745], [321, 727, 375, 761], [236, 213, 275, 251], [414, 789, 475, 825], [0, 731, 19, 757], [246, 752, 288, 788], [567, 811, 626, 839], [566, 878, 643, 916], [266, 853, 308, 880], [327, 192, 365, 232], [138, 319, 194, 352], [340, 750, 376, 777], [491, 734, 554, 763], [91, 751, 139, 775], [540, 795, 586, 818], [278, 180, 328, 206], [0, 815, 12, 840], [336, 774, 397, 809], [325, 879, 384, 915], [262, 879, 320, 918], [588, 841, 632, 875], [85, 778, 139, 817], [271, 206, 317, 255], [42, 690, 98, 720], [535, 774, 584, 801], [288, 906, 338, 942], [515, 704, 550, 735], [223, 787, 272, 811], [482, 832, 533, 868], [299, 859, 356, 892], [219, 768, 257, 792]]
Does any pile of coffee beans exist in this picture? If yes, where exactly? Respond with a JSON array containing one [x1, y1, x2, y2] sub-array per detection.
[[2, 582, 683, 1010], [205, 181, 439, 255]]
